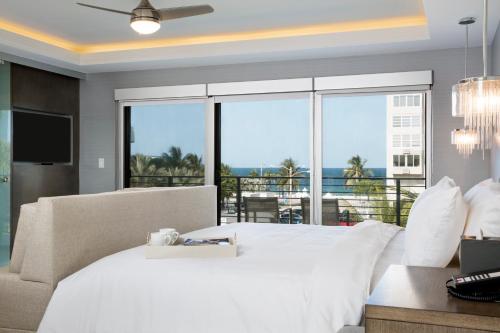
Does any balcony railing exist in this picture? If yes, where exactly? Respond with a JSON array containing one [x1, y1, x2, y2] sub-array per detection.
[[128, 175, 425, 227], [129, 175, 205, 187]]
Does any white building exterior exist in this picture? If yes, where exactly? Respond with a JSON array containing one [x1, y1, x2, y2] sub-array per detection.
[[386, 94, 425, 192]]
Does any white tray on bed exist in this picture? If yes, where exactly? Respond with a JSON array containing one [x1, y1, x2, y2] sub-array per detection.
[[144, 236, 238, 259]]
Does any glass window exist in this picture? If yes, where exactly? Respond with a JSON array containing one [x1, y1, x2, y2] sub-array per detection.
[[401, 116, 411, 127], [323, 94, 388, 224], [0, 111, 11, 266], [411, 115, 420, 127], [400, 96, 407, 107], [414, 155, 420, 167], [407, 96, 414, 107], [393, 134, 401, 147], [319, 91, 426, 226], [399, 155, 406, 166], [393, 155, 399, 167], [393, 96, 400, 107], [126, 102, 206, 188], [407, 155, 414, 167], [402, 134, 411, 147], [0, 61, 11, 266], [412, 134, 421, 147], [219, 95, 310, 224], [392, 115, 401, 127], [414, 95, 420, 107]]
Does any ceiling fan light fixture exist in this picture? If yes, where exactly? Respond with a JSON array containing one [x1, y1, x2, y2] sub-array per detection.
[[77, 0, 214, 36], [130, 17, 160, 35]]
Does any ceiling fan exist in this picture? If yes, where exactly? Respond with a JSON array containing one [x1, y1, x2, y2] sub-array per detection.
[[77, 0, 214, 35]]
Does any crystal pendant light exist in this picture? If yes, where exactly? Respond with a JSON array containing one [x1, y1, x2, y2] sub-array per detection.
[[451, 129, 479, 157], [451, 17, 480, 157], [452, 0, 500, 152], [452, 17, 475, 117]]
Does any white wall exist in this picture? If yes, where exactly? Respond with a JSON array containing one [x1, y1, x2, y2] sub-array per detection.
[[491, 24, 500, 182], [80, 47, 490, 194]]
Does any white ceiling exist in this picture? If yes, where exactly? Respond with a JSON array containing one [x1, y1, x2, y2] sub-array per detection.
[[0, 0, 499, 73], [0, 0, 425, 44]]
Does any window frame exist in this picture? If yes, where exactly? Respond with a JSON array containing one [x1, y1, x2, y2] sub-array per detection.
[[115, 72, 432, 225], [117, 97, 212, 189]]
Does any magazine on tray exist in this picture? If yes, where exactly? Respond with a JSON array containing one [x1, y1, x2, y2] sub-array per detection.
[[183, 237, 232, 246]]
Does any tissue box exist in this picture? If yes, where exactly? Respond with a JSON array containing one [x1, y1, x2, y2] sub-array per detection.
[[459, 237, 500, 274]]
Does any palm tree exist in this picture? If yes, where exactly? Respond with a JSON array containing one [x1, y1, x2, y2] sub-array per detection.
[[220, 163, 236, 205], [184, 153, 204, 175], [130, 154, 159, 176], [130, 154, 164, 186], [244, 169, 262, 192], [343, 155, 373, 185], [278, 158, 303, 194], [161, 146, 185, 170], [152, 146, 204, 176], [351, 178, 417, 226]]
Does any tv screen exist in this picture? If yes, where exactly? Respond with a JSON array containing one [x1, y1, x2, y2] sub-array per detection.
[[13, 110, 72, 164]]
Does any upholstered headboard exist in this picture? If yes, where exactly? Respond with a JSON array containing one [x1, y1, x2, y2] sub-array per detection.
[[19, 186, 217, 287]]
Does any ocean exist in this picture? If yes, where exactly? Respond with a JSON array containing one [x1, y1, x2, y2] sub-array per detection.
[[230, 167, 387, 194]]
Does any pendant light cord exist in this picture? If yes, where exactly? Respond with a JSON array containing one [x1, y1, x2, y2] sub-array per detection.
[[465, 24, 469, 78], [483, 0, 488, 77]]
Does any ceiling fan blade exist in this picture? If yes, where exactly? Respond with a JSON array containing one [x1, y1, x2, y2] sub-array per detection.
[[158, 5, 214, 21], [76, 2, 132, 16]]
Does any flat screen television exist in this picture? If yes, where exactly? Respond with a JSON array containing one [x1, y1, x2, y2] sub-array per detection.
[[13, 110, 72, 164]]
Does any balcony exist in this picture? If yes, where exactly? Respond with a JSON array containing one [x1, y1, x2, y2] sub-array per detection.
[[129, 175, 425, 227]]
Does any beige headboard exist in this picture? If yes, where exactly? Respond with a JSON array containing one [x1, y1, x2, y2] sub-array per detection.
[[20, 186, 217, 287]]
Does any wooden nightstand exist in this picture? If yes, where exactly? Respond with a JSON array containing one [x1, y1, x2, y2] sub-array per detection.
[[365, 265, 500, 333]]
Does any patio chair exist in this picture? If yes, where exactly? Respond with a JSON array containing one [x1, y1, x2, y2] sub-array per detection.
[[244, 197, 279, 223], [300, 198, 340, 226]]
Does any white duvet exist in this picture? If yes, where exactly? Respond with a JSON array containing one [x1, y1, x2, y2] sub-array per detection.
[[39, 221, 400, 333]]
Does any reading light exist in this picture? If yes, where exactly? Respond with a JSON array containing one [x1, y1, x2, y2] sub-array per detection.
[[130, 17, 160, 35]]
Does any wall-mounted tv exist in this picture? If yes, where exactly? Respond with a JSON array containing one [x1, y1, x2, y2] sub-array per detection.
[[13, 110, 72, 164]]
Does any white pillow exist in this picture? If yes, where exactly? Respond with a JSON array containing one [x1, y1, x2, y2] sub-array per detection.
[[409, 176, 456, 213], [403, 178, 468, 267], [464, 178, 494, 203], [464, 178, 500, 237], [476, 195, 500, 237]]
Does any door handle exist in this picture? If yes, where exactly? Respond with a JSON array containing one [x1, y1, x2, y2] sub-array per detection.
[[0, 176, 8, 183]]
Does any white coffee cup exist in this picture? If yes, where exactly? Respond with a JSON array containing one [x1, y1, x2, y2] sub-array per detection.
[[149, 231, 167, 246], [159, 228, 180, 246]]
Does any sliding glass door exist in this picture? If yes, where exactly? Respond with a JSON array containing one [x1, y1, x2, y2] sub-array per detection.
[[119, 82, 430, 227], [319, 92, 426, 227], [216, 94, 311, 224], [123, 100, 208, 188], [0, 61, 11, 266]]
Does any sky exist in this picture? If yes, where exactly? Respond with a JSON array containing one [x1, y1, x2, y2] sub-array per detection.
[[130, 95, 387, 169], [323, 95, 387, 168], [131, 103, 205, 158]]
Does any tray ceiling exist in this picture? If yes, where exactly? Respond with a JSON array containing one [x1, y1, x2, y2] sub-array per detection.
[[0, 0, 498, 73]]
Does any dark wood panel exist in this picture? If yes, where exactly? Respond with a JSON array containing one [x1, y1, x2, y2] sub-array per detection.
[[11, 64, 79, 115], [9, 64, 80, 251], [366, 319, 493, 333]]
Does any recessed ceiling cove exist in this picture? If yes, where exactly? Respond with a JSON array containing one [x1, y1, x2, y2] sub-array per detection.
[[0, 0, 498, 73]]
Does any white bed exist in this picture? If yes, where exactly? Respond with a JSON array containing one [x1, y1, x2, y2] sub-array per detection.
[[38, 221, 403, 333]]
